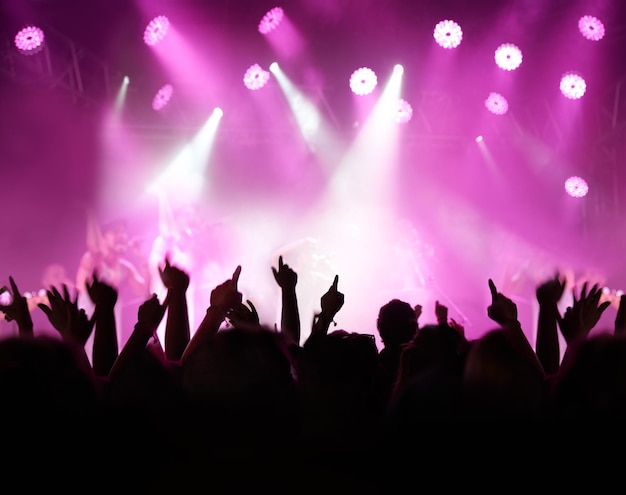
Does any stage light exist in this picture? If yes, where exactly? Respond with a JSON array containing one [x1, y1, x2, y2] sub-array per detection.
[[259, 7, 284, 34], [578, 15, 605, 41], [243, 63, 270, 90], [269, 62, 279, 72], [14, 25, 45, 55], [123, 76, 130, 85], [564, 176, 588, 197], [485, 92, 508, 115], [213, 107, 223, 118], [560, 72, 586, 99], [393, 64, 404, 75], [144, 15, 170, 46], [152, 84, 174, 111], [395, 98, 413, 124], [350, 67, 377, 96], [494, 43, 522, 71], [433, 20, 463, 49], [475, 135, 483, 143]]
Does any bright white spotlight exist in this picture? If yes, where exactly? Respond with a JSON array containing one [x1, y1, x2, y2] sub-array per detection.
[[578, 15, 605, 41], [144, 15, 170, 46], [393, 64, 404, 75], [213, 107, 223, 118], [14, 25, 45, 55], [485, 92, 508, 115], [433, 19, 463, 49], [495, 43, 523, 71], [243, 63, 270, 90], [269, 62, 279, 72], [350, 67, 378, 96], [258, 7, 284, 34], [560, 72, 586, 99], [123, 76, 130, 85], [564, 176, 588, 197], [475, 135, 484, 143]]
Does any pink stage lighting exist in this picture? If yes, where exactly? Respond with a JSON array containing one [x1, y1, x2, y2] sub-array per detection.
[[350, 67, 377, 96], [144, 15, 170, 46], [578, 15, 605, 41], [485, 92, 508, 115], [14, 25, 45, 55], [564, 176, 589, 198], [433, 20, 463, 49], [395, 98, 413, 124], [152, 84, 173, 111], [259, 7, 284, 34], [560, 72, 586, 99], [494, 43, 522, 71], [243, 64, 270, 90]]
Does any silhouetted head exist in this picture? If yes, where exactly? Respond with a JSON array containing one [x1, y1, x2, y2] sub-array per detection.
[[462, 328, 547, 420], [0, 335, 98, 416], [376, 299, 417, 348], [552, 332, 626, 419]]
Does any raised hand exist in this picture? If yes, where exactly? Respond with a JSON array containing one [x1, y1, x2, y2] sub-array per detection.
[[137, 293, 167, 332], [210, 265, 243, 314], [38, 284, 95, 345], [86, 271, 118, 310], [435, 300, 448, 325], [320, 275, 344, 320], [159, 257, 190, 293], [227, 299, 260, 327], [413, 304, 423, 326], [0, 276, 33, 335], [449, 318, 465, 337], [272, 255, 297, 291], [536, 272, 566, 307], [487, 278, 519, 328], [558, 281, 611, 344]]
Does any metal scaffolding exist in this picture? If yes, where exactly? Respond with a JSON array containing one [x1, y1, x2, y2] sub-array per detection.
[[0, 25, 115, 107]]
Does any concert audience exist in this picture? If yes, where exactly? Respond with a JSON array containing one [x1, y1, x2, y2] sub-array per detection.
[[0, 243, 621, 490]]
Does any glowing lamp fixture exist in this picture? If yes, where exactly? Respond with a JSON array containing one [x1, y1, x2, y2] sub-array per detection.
[[494, 43, 523, 71], [14, 25, 45, 55], [433, 20, 463, 49], [144, 15, 170, 46], [395, 98, 413, 124], [152, 84, 174, 111], [564, 176, 589, 198], [243, 64, 270, 90], [560, 72, 586, 99], [350, 67, 377, 96], [259, 7, 284, 34], [485, 92, 508, 115], [578, 15, 605, 41]]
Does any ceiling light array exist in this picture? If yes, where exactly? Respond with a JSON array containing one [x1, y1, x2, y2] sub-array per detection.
[[11, 9, 606, 126]]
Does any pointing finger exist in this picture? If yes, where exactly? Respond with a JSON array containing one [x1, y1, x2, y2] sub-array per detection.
[[232, 265, 242, 284]]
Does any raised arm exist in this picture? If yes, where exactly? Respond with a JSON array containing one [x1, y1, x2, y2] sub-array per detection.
[[0, 276, 33, 336], [487, 278, 544, 377], [558, 281, 611, 365], [309, 274, 344, 342], [181, 265, 242, 364], [159, 258, 191, 361], [271, 255, 301, 347], [86, 272, 119, 377], [535, 273, 566, 375], [109, 293, 167, 380]]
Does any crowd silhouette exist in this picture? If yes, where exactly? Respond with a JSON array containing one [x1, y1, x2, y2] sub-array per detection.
[[0, 223, 623, 491]]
